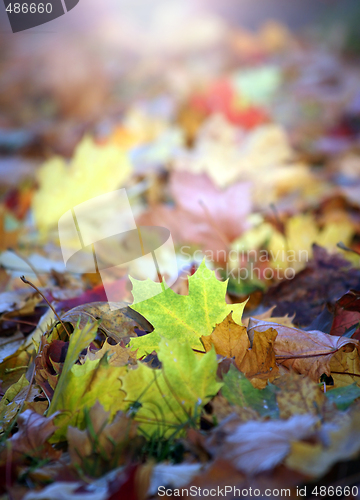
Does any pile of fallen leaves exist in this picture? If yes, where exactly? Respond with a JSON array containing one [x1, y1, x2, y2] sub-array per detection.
[[3, 9, 360, 500]]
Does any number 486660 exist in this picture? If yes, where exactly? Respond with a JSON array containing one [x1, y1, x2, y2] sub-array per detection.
[[311, 486, 358, 496], [6, 3, 53, 13]]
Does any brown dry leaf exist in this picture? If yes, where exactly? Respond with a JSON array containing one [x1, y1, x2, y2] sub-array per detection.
[[58, 301, 152, 343], [81, 339, 137, 366], [206, 413, 318, 475], [67, 401, 138, 474], [202, 313, 278, 389], [329, 343, 360, 388], [201, 313, 248, 358], [34, 339, 67, 400], [237, 328, 279, 389], [248, 318, 359, 382], [286, 405, 360, 477], [273, 372, 335, 420], [0, 410, 59, 464]]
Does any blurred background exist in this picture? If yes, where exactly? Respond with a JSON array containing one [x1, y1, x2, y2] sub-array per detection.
[[1, 0, 360, 304]]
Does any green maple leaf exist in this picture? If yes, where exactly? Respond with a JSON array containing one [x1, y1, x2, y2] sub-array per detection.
[[50, 356, 126, 442], [121, 338, 222, 438], [128, 260, 247, 357]]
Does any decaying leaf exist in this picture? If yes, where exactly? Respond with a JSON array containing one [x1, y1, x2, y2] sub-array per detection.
[[34, 339, 67, 400], [201, 312, 248, 358], [202, 313, 278, 388], [67, 401, 138, 477], [249, 318, 359, 382], [0, 410, 59, 464], [236, 327, 279, 389], [329, 342, 360, 387], [57, 301, 152, 344]]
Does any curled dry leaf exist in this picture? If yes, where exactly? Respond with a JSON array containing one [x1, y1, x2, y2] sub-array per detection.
[[59, 301, 153, 344], [67, 401, 138, 476], [201, 312, 249, 358], [202, 313, 278, 388], [81, 339, 137, 367], [329, 342, 360, 388], [236, 328, 279, 389], [34, 339, 68, 400], [248, 318, 359, 382]]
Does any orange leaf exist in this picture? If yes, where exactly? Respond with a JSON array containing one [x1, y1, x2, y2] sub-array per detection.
[[201, 313, 248, 358], [202, 313, 278, 388]]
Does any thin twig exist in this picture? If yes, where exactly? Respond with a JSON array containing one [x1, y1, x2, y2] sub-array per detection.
[[20, 276, 71, 338], [9, 249, 46, 287]]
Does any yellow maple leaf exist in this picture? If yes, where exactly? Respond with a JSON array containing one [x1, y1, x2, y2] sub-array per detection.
[[268, 214, 354, 271], [32, 136, 132, 231]]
